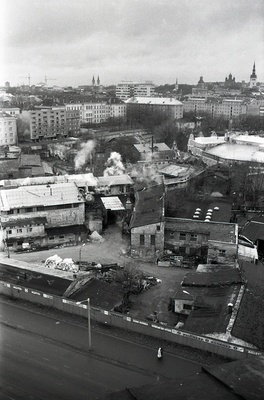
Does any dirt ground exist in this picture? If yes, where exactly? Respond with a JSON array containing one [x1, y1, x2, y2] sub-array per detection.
[[4, 224, 188, 327]]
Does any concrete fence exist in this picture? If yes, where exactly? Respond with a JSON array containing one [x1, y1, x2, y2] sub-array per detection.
[[1, 280, 262, 361]]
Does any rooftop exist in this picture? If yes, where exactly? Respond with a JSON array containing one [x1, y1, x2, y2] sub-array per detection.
[[0, 182, 83, 210], [130, 184, 164, 229], [232, 261, 264, 349], [125, 97, 183, 106], [205, 143, 264, 163], [97, 174, 134, 187], [183, 284, 241, 335]]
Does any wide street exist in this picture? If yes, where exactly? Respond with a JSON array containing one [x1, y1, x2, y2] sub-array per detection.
[[0, 299, 201, 399]]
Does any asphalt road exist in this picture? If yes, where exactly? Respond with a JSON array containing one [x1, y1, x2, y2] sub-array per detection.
[[0, 299, 201, 399]]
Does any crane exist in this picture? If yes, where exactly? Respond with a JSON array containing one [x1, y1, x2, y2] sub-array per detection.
[[45, 76, 57, 85], [19, 74, 31, 86]]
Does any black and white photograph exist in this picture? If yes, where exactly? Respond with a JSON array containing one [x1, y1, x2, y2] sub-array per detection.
[[0, 0, 264, 399]]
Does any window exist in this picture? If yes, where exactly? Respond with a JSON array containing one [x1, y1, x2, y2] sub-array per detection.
[[7, 210, 14, 214], [219, 249, 226, 256], [17, 228, 23, 233], [59, 235, 65, 239], [150, 235, 155, 246], [49, 236, 55, 241], [190, 234, 198, 242], [37, 206, 44, 211], [140, 234, 145, 245], [170, 232, 174, 238], [156, 225, 161, 232], [27, 227, 32, 232], [179, 233, 186, 240], [7, 229, 12, 235], [25, 207, 33, 213]]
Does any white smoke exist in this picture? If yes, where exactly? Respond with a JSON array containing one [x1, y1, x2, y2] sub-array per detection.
[[74, 140, 96, 171], [103, 152, 125, 176], [130, 163, 163, 185]]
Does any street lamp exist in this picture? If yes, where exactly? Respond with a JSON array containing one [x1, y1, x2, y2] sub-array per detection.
[[76, 298, 91, 350], [79, 243, 86, 269]]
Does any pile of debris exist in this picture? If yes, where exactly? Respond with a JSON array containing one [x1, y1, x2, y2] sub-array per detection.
[[89, 231, 104, 243], [44, 255, 78, 272]]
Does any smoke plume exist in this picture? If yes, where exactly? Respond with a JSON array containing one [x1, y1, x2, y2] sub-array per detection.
[[103, 152, 125, 176], [74, 140, 96, 171]]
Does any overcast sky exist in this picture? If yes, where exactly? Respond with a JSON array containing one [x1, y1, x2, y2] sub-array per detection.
[[1, 0, 263, 87]]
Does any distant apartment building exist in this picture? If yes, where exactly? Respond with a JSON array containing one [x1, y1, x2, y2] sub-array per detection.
[[29, 105, 80, 141], [126, 97, 183, 120], [1, 107, 20, 117], [116, 81, 155, 100], [65, 100, 127, 124], [0, 111, 17, 146], [183, 97, 247, 118]]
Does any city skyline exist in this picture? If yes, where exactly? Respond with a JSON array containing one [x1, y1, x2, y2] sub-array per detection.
[[1, 0, 263, 88]]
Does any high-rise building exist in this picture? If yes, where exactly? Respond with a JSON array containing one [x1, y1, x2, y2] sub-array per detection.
[[116, 81, 155, 100], [29, 106, 80, 141], [0, 111, 17, 145]]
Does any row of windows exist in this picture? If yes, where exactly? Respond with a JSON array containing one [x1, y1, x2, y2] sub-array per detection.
[[7, 227, 34, 234], [140, 234, 156, 246], [6, 203, 79, 214]]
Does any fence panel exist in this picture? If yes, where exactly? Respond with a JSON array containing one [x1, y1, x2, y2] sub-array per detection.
[[0, 281, 261, 360]]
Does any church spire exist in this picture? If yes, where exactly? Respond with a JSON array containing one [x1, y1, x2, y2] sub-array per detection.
[[92, 76, 95, 86], [97, 76, 100, 85], [251, 62, 257, 79]]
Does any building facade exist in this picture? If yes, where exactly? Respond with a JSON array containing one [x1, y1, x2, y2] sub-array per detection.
[[0, 182, 86, 251], [126, 97, 183, 120], [0, 111, 17, 146], [116, 81, 155, 100], [183, 97, 247, 118], [129, 184, 165, 262], [165, 217, 238, 263], [65, 101, 127, 124]]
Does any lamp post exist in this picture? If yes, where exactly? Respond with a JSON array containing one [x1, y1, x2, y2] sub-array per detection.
[[79, 243, 86, 270], [76, 298, 91, 350]]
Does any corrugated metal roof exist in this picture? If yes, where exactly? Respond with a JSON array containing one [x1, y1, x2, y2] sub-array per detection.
[[98, 174, 134, 187], [0, 173, 97, 188], [240, 220, 264, 242], [101, 196, 125, 211], [0, 182, 83, 210]]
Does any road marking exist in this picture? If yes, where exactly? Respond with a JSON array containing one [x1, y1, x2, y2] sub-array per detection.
[[43, 358, 49, 361]]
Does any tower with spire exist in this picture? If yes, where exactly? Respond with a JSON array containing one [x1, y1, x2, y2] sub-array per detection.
[[92, 76, 95, 86], [250, 62, 257, 88]]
